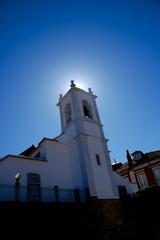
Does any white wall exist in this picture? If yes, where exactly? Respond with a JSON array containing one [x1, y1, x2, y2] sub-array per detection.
[[41, 140, 73, 188], [67, 140, 86, 189], [83, 121, 101, 138], [57, 124, 77, 144], [39, 139, 86, 189], [0, 139, 86, 189], [86, 137, 119, 199], [0, 156, 47, 186], [113, 172, 137, 195]]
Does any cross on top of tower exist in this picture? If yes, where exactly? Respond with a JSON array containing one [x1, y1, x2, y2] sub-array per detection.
[[70, 80, 76, 88]]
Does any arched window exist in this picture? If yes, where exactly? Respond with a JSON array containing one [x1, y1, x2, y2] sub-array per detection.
[[64, 103, 72, 124], [82, 100, 93, 119]]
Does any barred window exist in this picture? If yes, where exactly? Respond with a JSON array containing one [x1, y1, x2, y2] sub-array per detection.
[[28, 173, 40, 184], [27, 173, 41, 201]]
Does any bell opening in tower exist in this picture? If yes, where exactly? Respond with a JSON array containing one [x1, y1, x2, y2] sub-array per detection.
[[82, 100, 93, 119]]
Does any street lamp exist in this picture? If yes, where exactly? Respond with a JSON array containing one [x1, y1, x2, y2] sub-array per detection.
[[15, 172, 21, 201], [15, 172, 21, 183]]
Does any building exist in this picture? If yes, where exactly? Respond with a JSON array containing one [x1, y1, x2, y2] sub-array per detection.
[[113, 149, 160, 192], [0, 81, 132, 202]]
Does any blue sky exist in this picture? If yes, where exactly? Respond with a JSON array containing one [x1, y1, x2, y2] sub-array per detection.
[[1, 0, 160, 162]]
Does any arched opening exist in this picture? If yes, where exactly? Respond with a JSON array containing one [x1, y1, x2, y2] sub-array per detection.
[[82, 100, 93, 119], [64, 103, 72, 124]]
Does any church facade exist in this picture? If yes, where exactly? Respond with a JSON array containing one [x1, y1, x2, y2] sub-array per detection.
[[0, 81, 132, 202]]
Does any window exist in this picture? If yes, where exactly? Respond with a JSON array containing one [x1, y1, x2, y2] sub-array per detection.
[[28, 173, 40, 184], [82, 100, 92, 119], [64, 103, 72, 124], [96, 154, 101, 165], [137, 172, 148, 189], [153, 166, 160, 184], [27, 173, 41, 201]]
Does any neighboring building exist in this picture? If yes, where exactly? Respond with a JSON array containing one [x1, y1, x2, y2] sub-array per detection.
[[113, 149, 160, 192], [0, 81, 132, 202]]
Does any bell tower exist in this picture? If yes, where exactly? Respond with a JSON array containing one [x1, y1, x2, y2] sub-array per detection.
[[57, 81, 119, 199]]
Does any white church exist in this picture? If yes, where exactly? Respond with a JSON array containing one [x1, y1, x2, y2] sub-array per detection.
[[0, 81, 132, 202]]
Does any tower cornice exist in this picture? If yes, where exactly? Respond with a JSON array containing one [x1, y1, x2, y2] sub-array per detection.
[[57, 86, 97, 106]]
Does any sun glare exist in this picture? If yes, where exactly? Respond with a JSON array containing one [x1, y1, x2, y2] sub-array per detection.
[[47, 70, 96, 99], [59, 77, 92, 93], [76, 80, 88, 90]]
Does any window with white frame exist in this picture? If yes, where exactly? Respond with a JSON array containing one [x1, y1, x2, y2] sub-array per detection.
[[153, 166, 160, 184], [137, 172, 148, 189]]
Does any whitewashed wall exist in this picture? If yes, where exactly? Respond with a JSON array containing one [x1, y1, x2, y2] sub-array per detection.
[[0, 156, 47, 186], [86, 137, 119, 199], [113, 172, 137, 194]]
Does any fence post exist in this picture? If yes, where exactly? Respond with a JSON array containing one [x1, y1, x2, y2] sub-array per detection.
[[15, 173, 21, 202], [15, 182, 20, 202], [54, 185, 59, 203], [85, 187, 90, 201], [74, 188, 80, 203]]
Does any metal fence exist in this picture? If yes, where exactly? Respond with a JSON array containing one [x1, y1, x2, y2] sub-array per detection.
[[0, 184, 90, 203]]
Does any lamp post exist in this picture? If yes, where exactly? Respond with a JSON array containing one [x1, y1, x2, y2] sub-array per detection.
[[15, 172, 20, 202]]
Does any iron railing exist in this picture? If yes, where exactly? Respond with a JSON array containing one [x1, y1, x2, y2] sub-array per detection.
[[0, 184, 90, 203]]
